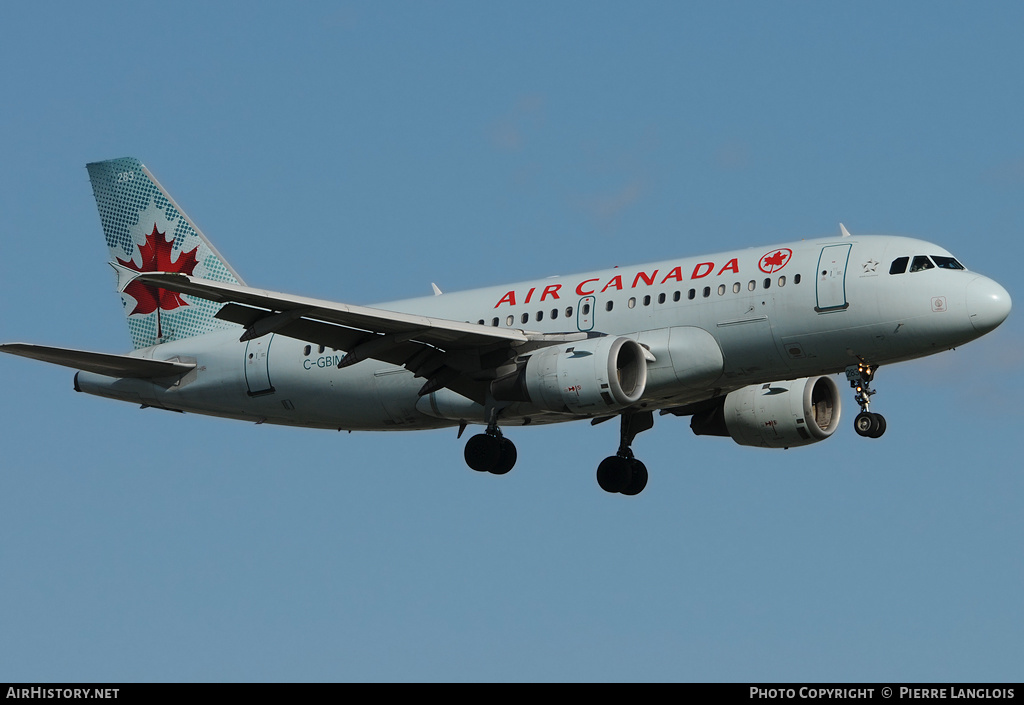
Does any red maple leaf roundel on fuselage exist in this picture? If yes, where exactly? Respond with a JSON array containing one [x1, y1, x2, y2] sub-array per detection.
[[759, 248, 792, 274], [117, 224, 199, 315]]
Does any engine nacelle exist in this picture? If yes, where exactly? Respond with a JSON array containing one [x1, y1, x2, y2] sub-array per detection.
[[492, 336, 648, 414], [691, 376, 841, 448]]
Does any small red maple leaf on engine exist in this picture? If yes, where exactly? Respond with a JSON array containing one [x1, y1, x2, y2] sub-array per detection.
[[117, 224, 199, 316]]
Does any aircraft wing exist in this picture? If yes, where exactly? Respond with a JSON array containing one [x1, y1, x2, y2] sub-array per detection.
[[130, 272, 585, 403], [0, 343, 195, 378]]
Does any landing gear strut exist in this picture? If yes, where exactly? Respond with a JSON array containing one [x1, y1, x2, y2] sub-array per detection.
[[596, 411, 653, 495], [464, 411, 517, 475], [846, 361, 886, 438]]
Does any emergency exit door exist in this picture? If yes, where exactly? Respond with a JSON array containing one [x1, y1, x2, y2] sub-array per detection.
[[577, 296, 595, 331]]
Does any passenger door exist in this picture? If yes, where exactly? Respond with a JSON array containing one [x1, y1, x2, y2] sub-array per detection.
[[244, 335, 275, 396], [815, 244, 852, 312]]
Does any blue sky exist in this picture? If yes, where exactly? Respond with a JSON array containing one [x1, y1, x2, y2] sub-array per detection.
[[1, 2, 1021, 682]]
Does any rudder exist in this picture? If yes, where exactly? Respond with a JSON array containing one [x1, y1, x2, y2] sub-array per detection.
[[87, 157, 245, 349]]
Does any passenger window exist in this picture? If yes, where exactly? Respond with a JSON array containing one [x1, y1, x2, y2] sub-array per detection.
[[491, 318, 499, 326], [536, 310, 544, 321], [932, 255, 965, 270], [643, 295, 651, 306], [733, 282, 741, 294], [889, 257, 909, 275], [606, 301, 614, 311], [702, 286, 711, 298], [566, 306, 574, 317], [763, 278, 771, 289], [506, 315, 514, 326], [303, 345, 311, 356], [582, 303, 590, 315], [551, 309, 558, 320], [748, 280, 756, 291], [794, 274, 801, 284], [658, 293, 666, 304], [628, 297, 636, 309], [521, 313, 530, 324], [910, 255, 934, 273], [688, 289, 696, 300], [477, 319, 484, 325], [718, 284, 726, 296], [318, 345, 325, 354], [778, 276, 786, 287], [673, 291, 681, 302]]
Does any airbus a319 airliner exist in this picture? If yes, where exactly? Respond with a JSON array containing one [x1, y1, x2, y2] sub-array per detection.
[[1, 158, 1012, 495]]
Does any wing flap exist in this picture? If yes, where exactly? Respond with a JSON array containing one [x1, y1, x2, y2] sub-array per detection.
[[0, 343, 195, 379], [128, 272, 583, 404], [135, 273, 529, 349], [216, 304, 430, 365]]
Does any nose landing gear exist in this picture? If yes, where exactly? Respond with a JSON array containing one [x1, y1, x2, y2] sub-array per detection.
[[846, 361, 886, 438]]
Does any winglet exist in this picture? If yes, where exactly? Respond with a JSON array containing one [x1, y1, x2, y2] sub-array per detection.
[[110, 261, 140, 293], [111, 263, 194, 294], [840, 223, 852, 238], [431, 283, 443, 296]]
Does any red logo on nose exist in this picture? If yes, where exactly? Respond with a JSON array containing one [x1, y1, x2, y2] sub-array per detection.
[[759, 248, 792, 274]]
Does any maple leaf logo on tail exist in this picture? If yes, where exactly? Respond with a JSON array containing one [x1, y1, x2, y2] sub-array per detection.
[[88, 158, 245, 350], [117, 224, 199, 314], [117, 224, 199, 339]]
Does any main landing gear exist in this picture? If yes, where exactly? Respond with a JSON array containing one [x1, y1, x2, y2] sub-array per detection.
[[464, 413, 517, 475], [596, 410, 653, 496], [462, 408, 655, 495], [846, 361, 886, 439]]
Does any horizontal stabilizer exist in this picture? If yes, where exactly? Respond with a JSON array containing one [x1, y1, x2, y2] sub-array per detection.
[[0, 343, 195, 379]]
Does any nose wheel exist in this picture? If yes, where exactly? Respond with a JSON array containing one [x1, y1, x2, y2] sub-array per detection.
[[853, 410, 887, 438], [846, 361, 886, 438]]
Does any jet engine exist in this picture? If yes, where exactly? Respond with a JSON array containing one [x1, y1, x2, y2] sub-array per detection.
[[491, 336, 648, 414], [690, 375, 841, 448]]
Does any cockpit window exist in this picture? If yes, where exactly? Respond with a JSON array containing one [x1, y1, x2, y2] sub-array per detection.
[[909, 255, 934, 273], [889, 257, 908, 275], [932, 255, 965, 270]]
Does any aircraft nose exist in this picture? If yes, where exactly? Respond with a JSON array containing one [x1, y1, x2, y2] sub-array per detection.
[[965, 276, 1012, 334]]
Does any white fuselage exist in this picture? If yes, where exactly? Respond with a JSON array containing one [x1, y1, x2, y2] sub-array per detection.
[[74, 234, 1009, 431]]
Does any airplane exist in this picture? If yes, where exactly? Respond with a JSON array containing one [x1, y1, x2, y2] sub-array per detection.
[[0, 158, 1012, 495]]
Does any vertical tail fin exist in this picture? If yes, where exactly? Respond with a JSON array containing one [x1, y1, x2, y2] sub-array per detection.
[[87, 157, 244, 349]]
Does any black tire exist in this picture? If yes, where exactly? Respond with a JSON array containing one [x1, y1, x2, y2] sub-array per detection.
[[620, 459, 648, 496], [868, 413, 887, 439], [490, 437, 517, 475], [854, 411, 877, 438], [464, 433, 500, 472], [597, 456, 632, 493]]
